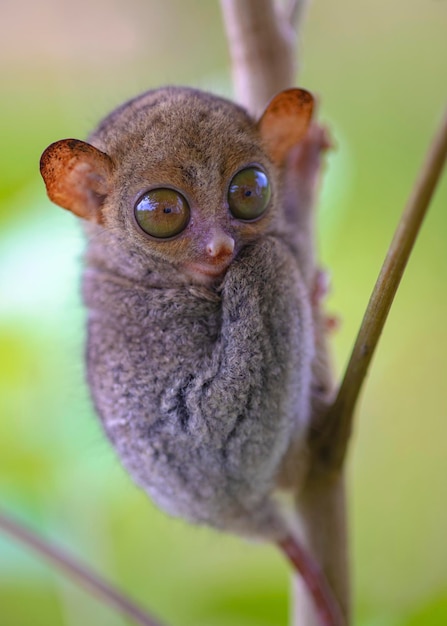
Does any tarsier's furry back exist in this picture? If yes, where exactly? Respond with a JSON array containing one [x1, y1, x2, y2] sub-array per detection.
[[40, 86, 325, 539]]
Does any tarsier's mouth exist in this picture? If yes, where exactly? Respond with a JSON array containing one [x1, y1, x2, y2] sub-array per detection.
[[184, 260, 232, 283]]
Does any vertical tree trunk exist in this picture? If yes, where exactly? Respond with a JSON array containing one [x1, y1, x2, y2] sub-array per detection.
[[293, 473, 350, 625], [220, 2, 350, 624]]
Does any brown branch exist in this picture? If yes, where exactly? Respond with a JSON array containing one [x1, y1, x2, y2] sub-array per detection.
[[0, 511, 167, 626], [220, 3, 349, 625], [220, 0, 306, 116], [316, 106, 447, 470], [285, 0, 309, 28]]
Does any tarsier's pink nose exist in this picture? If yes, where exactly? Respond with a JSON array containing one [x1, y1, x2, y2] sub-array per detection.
[[206, 231, 235, 259]]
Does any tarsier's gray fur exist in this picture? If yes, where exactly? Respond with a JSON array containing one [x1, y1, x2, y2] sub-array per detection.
[[55, 88, 327, 539]]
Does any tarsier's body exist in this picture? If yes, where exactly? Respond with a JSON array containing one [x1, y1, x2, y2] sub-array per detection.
[[41, 86, 331, 540]]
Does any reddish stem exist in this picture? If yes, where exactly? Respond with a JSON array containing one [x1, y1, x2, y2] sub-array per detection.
[[278, 535, 346, 626], [0, 511, 166, 626]]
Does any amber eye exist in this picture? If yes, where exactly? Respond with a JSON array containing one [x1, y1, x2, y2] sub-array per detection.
[[134, 188, 190, 238], [228, 167, 271, 220]]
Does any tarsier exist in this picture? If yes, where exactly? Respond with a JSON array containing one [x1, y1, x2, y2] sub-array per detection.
[[40, 86, 332, 543]]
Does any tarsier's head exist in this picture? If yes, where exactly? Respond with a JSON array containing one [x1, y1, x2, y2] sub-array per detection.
[[40, 87, 313, 285]]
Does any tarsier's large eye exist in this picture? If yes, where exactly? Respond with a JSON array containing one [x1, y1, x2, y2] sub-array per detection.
[[134, 189, 190, 238], [228, 167, 271, 220]]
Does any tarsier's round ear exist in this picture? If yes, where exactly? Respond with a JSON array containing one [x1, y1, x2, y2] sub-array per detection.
[[257, 88, 314, 165], [40, 139, 114, 223]]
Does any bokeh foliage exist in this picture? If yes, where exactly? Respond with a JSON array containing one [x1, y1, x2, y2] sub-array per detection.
[[0, 1, 446, 625]]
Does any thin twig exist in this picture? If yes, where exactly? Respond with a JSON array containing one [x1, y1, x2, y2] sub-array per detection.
[[316, 106, 447, 470], [0, 511, 167, 626]]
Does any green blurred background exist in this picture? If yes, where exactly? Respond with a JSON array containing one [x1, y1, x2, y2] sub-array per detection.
[[1, 1, 446, 625]]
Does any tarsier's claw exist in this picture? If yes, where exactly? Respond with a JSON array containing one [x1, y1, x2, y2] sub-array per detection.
[[312, 269, 341, 334], [312, 268, 331, 306], [324, 314, 341, 334]]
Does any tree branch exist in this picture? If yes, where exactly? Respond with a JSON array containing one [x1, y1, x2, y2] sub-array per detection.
[[220, 0, 306, 116], [285, 0, 309, 29], [315, 106, 447, 470], [220, 3, 349, 625], [0, 511, 166, 626]]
